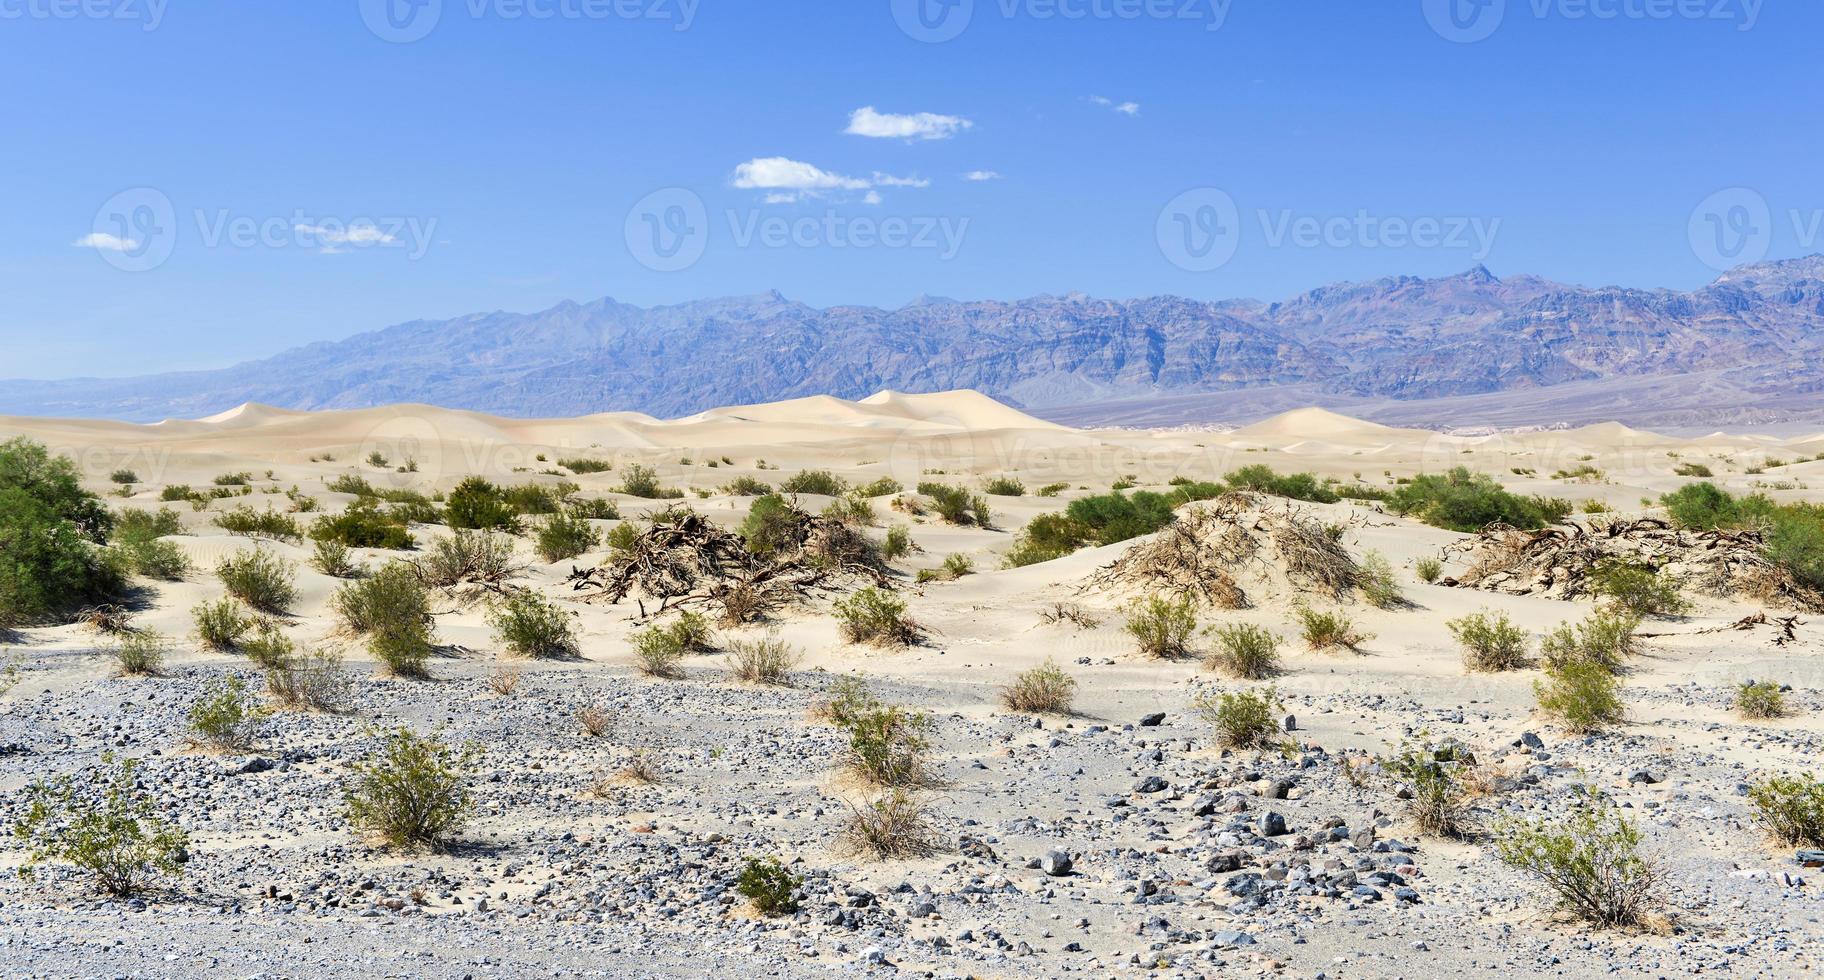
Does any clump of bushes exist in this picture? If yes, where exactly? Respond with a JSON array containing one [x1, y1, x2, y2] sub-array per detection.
[[840, 702, 935, 787], [309, 538, 362, 578], [1295, 606, 1368, 652], [1747, 773, 1824, 847], [833, 587, 921, 646], [311, 499, 415, 550], [558, 457, 613, 474], [1589, 559, 1689, 618], [12, 753, 189, 896], [333, 562, 435, 677], [214, 505, 302, 543], [916, 482, 991, 527], [780, 470, 847, 497], [1449, 610, 1529, 672], [1734, 680, 1786, 720], [1000, 661, 1077, 714], [839, 790, 940, 860], [112, 630, 169, 676], [618, 464, 684, 500], [630, 625, 686, 678], [1388, 467, 1570, 532], [1207, 623, 1283, 679], [983, 476, 1025, 497], [1416, 557, 1443, 583], [535, 510, 599, 562], [193, 597, 253, 651], [739, 494, 802, 556], [1124, 594, 1198, 658], [727, 633, 799, 685], [1193, 686, 1285, 750], [487, 590, 579, 659], [444, 477, 522, 531], [1661, 482, 1824, 593], [1534, 657, 1624, 734], [0, 438, 124, 627], [721, 475, 772, 496], [1225, 464, 1338, 504], [1357, 551, 1404, 608], [110, 507, 191, 580], [342, 727, 478, 850], [420, 529, 515, 587], [1491, 789, 1661, 928], [1384, 742, 1474, 838], [735, 856, 801, 916], [1540, 607, 1640, 673], [216, 548, 297, 613], [263, 648, 353, 712], [186, 674, 266, 752]]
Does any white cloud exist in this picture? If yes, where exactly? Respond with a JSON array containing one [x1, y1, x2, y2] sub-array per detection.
[[763, 192, 799, 205], [73, 232, 138, 251], [732, 157, 870, 192], [871, 172, 930, 188], [845, 106, 972, 141], [863, 191, 883, 206], [297, 223, 397, 246], [1090, 95, 1140, 116], [963, 170, 1002, 181]]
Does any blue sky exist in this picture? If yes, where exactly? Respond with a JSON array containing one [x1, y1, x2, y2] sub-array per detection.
[[3, 0, 1818, 378]]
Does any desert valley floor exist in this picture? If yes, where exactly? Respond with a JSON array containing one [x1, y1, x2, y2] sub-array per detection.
[[3, 390, 1824, 978]]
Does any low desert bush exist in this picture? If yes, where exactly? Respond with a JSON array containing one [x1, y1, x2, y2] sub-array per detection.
[[833, 587, 921, 646], [420, 529, 514, 587], [1123, 594, 1198, 659], [823, 492, 877, 527], [983, 476, 1026, 497], [485, 664, 521, 696], [813, 675, 877, 728], [1746, 773, 1824, 847], [1384, 742, 1474, 838], [1590, 559, 1689, 618], [720, 475, 771, 496], [715, 580, 767, 626], [1491, 789, 1661, 928], [1540, 606, 1641, 673], [487, 590, 579, 659], [618, 748, 663, 785], [1416, 557, 1443, 583], [727, 633, 799, 685], [0, 439, 124, 626], [1534, 658, 1625, 734], [12, 753, 189, 896], [1357, 551, 1404, 608], [1207, 623, 1283, 679], [263, 648, 353, 712], [779, 470, 846, 497], [333, 563, 435, 677], [630, 626, 686, 678], [112, 630, 168, 676], [916, 482, 991, 527], [535, 510, 599, 563], [239, 622, 294, 669], [193, 598, 253, 651], [309, 538, 362, 578], [840, 703, 935, 788], [558, 457, 613, 475], [1193, 686, 1285, 750], [735, 856, 801, 916], [214, 505, 302, 543], [1387, 466, 1570, 532], [216, 548, 297, 613], [342, 727, 478, 850], [1295, 606, 1368, 652], [1734, 680, 1786, 720], [310, 499, 415, 550], [1000, 661, 1077, 714], [880, 525, 913, 561], [666, 609, 715, 651], [1449, 610, 1530, 672], [838, 790, 941, 860], [576, 700, 614, 738], [444, 477, 523, 531], [617, 464, 684, 500], [186, 674, 266, 752]]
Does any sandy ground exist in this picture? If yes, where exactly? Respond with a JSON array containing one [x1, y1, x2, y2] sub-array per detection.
[[2, 390, 1823, 978]]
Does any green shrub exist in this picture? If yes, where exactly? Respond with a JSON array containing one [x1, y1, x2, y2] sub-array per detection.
[[193, 598, 253, 651], [111, 630, 169, 676], [816, 675, 877, 728], [0, 438, 123, 626], [1036, 482, 1069, 498], [740, 494, 803, 556], [1065, 490, 1174, 544], [343, 727, 478, 850], [1225, 464, 1339, 504], [535, 510, 599, 562], [1659, 481, 1741, 529], [1002, 513, 1094, 567], [1673, 462, 1714, 478], [311, 499, 415, 550], [444, 477, 522, 531], [488, 590, 579, 658], [630, 625, 686, 678], [1388, 467, 1569, 532], [1295, 606, 1368, 652], [558, 457, 614, 475], [727, 633, 799, 685], [721, 475, 772, 496], [618, 464, 683, 500], [735, 856, 801, 916], [109, 469, 138, 484], [213, 505, 302, 543], [1449, 610, 1529, 672], [240, 622, 295, 670], [855, 477, 902, 497], [666, 609, 715, 651], [1747, 773, 1824, 847], [12, 753, 189, 896], [840, 703, 934, 787], [1384, 743, 1473, 838], [112, 507, 183, 544], [983, 476, 1026, 497], [920, 552, 974, 583], [420, 529, 514, 587], [263, 647, 353, 712], [1357, 551, 1403, 608], [1589, 559, 1689, 618], [1416, 557, 1443, 583], [916, 482, 991, 527], [1534, 658, 1624, 733], [1123, 594, 1197, 658], [823, 491, 877, 527], [1734, 680, 1786, 720], [187, 674, 265, 752], [213, 471, 253, 487], [1193, 686, 1285, 750], [1207, 623, 1283, 679], [333, 562, 435, 677], [833, 587, 921, 646], [309, 538, 361, 578], [779, 470, 847, 496], [116, 537, 191, 580], [1000, 661, 1076, 714], [605, 522, 640, 554], [1491, 790, 1660, 928], [1540, 607, 1640, 673], [216, 548, 296, 613], [881, 525, 913, 560]]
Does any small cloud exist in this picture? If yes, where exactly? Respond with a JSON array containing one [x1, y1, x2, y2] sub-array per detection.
[[1090, 95, 1140, 116], [74, 232, 138, 251], [763, 192, 799, 205], [871, 172, 930, 188], [963, 170, 1002, 181], [296, 223, 398, 250], [863, 190, 883, 206], [845, 106, 972, 141], [732, 157, 870, 192]]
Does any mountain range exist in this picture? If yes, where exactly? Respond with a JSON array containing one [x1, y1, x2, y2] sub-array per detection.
[[6, 256, 1823, 429]]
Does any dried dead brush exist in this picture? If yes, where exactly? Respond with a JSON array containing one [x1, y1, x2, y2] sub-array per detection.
[[618, 748, 663, 785], [837, 790, 943, 860], [76, 604, 135, 634], [1038, 603, 1101, 629], [577, 701, 614, 738], [486, 664, 521, 696], [1268, 510, 1360, 600]]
